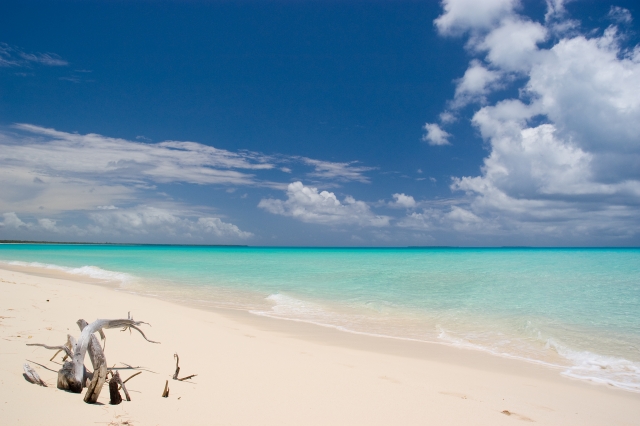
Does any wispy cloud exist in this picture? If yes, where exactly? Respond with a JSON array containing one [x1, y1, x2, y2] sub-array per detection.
[[0, 43, 68, 68], [0, 124, 378, 242], [301, 158, 375, 183]]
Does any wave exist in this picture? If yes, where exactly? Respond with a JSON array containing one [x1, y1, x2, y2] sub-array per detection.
[[0, 260, 134, 285], [254, 292, 640, 393], [546, 338, 640, 392]]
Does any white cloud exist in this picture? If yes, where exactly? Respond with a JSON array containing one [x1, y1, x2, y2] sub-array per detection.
[[0, 207, 252, 241], [1, 212, 28, 228], [608, 6, 632, 25], [301, 158, 374, 183], [429, 1, 640, 241], [422, 123, 451, 146], [389, 193, 416, 209], [452, 60, 502, 107], [0, 124, 380, 242], [37, 218, 58, 231], [434, 0, 519, 35], [9, 124, 273, 187], [477, 18, 547, 72], [89, 206, 252, 239], [258, 181, 389, 227], [0, 43, 68, 67]]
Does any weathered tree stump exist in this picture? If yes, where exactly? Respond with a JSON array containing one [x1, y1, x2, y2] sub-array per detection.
[[109, 376, 122, 405]]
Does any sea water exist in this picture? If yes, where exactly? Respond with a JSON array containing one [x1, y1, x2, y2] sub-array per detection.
[[1, 245, 639, 391]]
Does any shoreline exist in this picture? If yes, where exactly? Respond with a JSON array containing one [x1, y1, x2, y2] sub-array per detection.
[[1, 260, 637, 392], [2, 265, 640, 425]]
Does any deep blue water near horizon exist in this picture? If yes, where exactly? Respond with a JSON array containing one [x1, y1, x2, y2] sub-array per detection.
[[1, 244, 639, 391]]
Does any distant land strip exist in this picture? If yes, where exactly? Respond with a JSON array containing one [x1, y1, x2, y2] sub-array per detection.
[[0, 240, 248, 247]]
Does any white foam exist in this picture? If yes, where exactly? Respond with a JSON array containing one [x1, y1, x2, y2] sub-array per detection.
[[546, 338, 640, 392], [1, 260, 134, 285], [255, 294, 640, 393]]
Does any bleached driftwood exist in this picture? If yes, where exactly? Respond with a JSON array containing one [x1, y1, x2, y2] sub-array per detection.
[[26, 335, 84, 392], [23, 363, 47, 387], [77, 319, 108, 403], [69, 318, 158, 394], [28, 317, 158, 399]]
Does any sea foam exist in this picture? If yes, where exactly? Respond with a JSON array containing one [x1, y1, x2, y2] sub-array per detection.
[[1, 260, 134, 285]]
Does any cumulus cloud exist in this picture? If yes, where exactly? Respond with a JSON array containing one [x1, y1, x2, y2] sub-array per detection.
[[89, 206, 252, 239], [1, 212, 28, 229], [258, 181, 389, 227], [389, 193, 416, 209], [428, 0, 640, 241], [422, 123, 451, 146], [434, 0, 519, 35], [451, 60, 502, 108], [476, 17, 547, 72], [0, 207, 252, 241]]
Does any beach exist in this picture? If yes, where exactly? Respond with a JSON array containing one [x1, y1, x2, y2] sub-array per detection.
[[1, 264, 639, 425]]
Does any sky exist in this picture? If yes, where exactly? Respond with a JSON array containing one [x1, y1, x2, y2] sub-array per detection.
[[1, 0, 639, 246]]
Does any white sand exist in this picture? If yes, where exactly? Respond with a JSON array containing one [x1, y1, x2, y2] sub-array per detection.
[[1, 265, 638, 425]]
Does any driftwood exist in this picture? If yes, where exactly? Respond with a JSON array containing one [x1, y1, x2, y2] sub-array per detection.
[[57, 361, 82, 392], [27, 316, 159, 402], [173, 353, 197, 381], [68, 318, 158, 393], [78, 319, 108, 403], [109, 375, 122, 405], [109, 370, 131, 401], [23, 363, 47, 387], [161, 380, 169, 398], [122, 371, 142, 385]]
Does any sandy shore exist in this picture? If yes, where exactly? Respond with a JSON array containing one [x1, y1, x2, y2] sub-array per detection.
[[1, 265, 638, 425]]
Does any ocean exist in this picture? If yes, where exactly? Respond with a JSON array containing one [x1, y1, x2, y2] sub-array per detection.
[[1, 244, 639, 392]]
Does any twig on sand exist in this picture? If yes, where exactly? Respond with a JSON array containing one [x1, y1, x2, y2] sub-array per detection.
[[172, 353, 197, 381], [122, 371, 142, 385]]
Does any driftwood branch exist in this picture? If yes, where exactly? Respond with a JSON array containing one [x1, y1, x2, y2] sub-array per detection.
[[49, 349, 62, 362], [161, 380, 169, 398], [172, 353, 180, 380], [122, 371, 142, 385], [172, 353, 197, 381], [81, 318, 107, 403], [23, 363, 47, 387], [26, 342, 73, 359], [70, 318, 159, 390], [112, 370, 131, 401]]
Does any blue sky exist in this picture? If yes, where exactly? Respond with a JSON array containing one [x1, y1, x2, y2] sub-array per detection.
[[1, 0, 639, 246]]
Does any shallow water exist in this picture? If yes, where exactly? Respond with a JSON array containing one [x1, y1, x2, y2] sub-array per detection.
[[1, 245, 639, 391]]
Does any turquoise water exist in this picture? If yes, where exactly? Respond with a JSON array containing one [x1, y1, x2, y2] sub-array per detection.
[[1, 245, 639, 391]]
